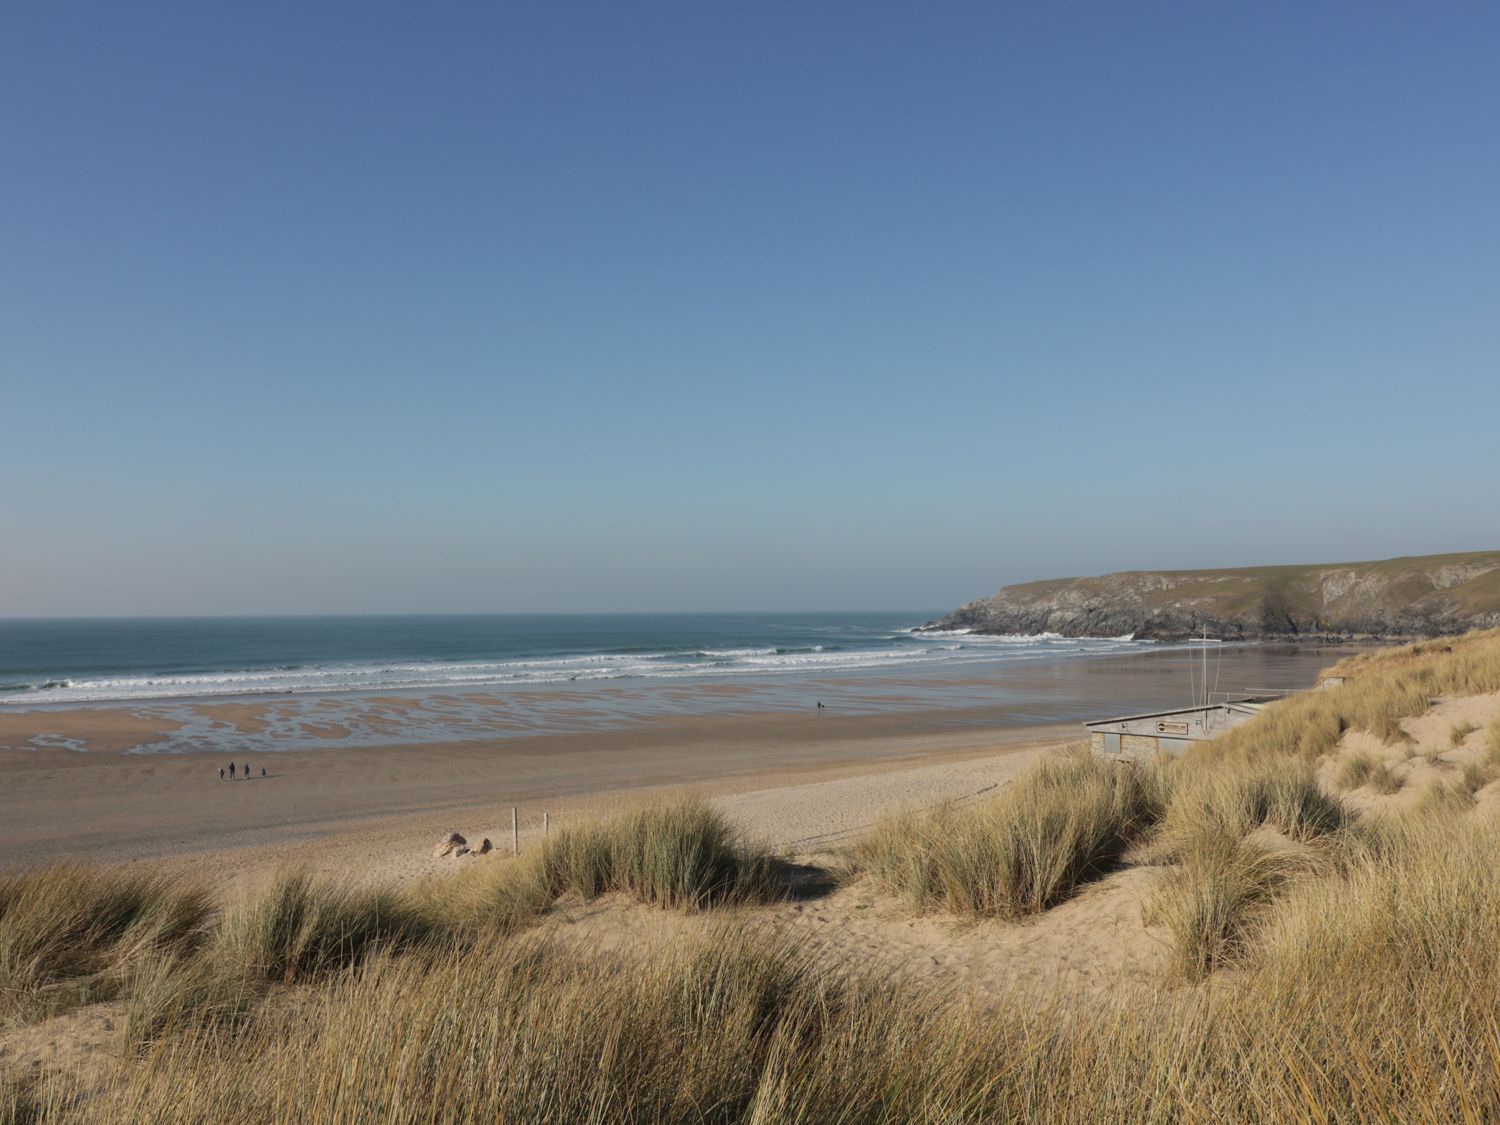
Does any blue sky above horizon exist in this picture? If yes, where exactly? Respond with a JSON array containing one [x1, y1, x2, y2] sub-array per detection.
[[3, 3, 1497, 616]]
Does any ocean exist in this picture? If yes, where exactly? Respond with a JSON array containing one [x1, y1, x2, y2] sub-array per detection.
[[0, 615, 1353, 755], [0, 613, 1149, 706]]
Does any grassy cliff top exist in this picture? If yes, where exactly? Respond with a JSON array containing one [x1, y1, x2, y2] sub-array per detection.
[[939, 551, 1500, 639], [1005, 551, 1500, 595]]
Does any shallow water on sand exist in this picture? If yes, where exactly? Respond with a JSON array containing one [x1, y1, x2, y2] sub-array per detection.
[[0, 639, 1350, 755]]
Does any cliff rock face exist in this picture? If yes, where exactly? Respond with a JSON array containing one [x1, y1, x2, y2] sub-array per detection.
[[922, 553, 1500, 641]]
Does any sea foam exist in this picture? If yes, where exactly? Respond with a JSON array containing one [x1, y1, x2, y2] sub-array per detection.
[[3, 631, 1155, 705]]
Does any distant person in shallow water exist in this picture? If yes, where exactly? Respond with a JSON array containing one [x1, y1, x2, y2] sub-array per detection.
[[817, 700, 824, 711], [261, 767, 267, 777]]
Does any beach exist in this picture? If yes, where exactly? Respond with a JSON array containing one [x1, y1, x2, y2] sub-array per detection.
[[0, 640, 1351, 883], [0, 715, 1061, 879]]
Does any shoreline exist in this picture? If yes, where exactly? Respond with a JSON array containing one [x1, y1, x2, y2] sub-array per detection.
[[923, 628, 1422, 644]]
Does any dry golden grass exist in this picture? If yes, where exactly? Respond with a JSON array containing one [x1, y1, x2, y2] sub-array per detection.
[[218, 869, 432, 984], [0, 797, 776, 1039], [848, 749, 1160, 917], [535, 796, 781, 909], [1336, 752, 1404, 795], [1460, 760, 1497, 796], [1200, 629, 1500, 767], [1419, 778, 1477, 813], [1335, 751, 1376, 790], [0, 867, 212, 1028], [1149, 829, 1315, 980], [21, 806, 1500, 1123], [421, 795, 783, 933], [1371, 761, 1405, 794], [1157, 756, 1346, 853], [1451, 719, 1481, 746]]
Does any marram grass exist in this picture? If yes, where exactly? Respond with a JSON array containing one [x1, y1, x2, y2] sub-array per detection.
[[23, 811, 1500, 1124], [848, 749, 1162, 918]]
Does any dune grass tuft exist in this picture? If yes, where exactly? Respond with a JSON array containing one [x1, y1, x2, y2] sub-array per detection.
[[851, 750, 1158, 918], [1158, 757, 1347, 856], [1370, 760, 1404, 794], [413, 795, 782, 936], [120, 950, 262, 1052], [0, 866, 212, 1026], [413, 851, 558, 936], [1336, 753, 1404, 795], [1486, 719, 1500, 765], [1150, 829, 1313, 980], [1459, 760, 1495, 796], [216, 869, 431, 984], [537, 796, 781, 909], [1419, 779, 1476, 813], [1336, 752, 1376, 790], [1450, 720, 1481, 746]]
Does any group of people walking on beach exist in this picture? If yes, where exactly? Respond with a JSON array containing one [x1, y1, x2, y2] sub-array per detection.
[[218, 761, 265, 781]]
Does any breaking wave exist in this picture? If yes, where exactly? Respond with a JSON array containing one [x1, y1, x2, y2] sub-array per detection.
[[2, 630, 1155, 705]]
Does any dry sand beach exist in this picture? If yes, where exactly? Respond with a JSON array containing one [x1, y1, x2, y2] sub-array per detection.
[[0, 716, 1064, 880]]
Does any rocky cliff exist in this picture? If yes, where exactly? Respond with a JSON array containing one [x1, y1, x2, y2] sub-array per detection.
[[922, 552, 1500, 641]]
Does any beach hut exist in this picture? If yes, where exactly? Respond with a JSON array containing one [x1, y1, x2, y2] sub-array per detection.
[[1084, 699, 1272, 758]]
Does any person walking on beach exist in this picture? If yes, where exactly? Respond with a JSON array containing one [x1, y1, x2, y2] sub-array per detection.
[[218, 766, 225, 781], [229, 761, 236, 779], [242, 762, 250, 779]]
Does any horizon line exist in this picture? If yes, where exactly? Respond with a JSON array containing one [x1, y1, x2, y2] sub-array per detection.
[[0, 608, 946, 622]]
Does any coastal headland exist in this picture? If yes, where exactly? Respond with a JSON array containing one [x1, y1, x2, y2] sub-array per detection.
[[925, 551, 1500, 641]]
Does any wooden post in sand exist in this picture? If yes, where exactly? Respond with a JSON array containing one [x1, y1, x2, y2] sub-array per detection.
[[543, 811, 550, 836], [511, 806, 519, 855]]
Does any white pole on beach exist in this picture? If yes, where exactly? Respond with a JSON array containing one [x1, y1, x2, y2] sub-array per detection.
[[543, 811, 549, 836], [512, 806, 519, 855]]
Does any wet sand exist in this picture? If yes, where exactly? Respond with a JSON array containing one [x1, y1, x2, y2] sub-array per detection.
[[0, 713, 1068, 875]]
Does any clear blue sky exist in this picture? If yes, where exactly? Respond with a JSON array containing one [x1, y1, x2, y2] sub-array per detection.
[[3, 3, 1497, 615]]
